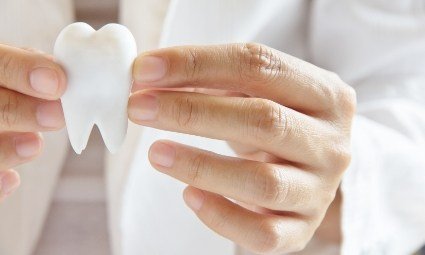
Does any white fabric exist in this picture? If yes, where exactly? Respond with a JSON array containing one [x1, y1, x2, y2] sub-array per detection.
[[310, 1, 425, 254]]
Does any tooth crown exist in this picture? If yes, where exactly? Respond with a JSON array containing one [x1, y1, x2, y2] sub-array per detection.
[[54, 22, 137, 154]]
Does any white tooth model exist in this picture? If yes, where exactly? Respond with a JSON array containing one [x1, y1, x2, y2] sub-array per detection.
[[54, 22, 137, 154]]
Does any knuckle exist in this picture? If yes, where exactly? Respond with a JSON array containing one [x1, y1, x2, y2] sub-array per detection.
[[253, 165, 313, 209], [186, 153, 209, 185], [320, 188, 338, 209], [317, 140, 352, 176], [255, 166, 289, 206], [318, 73, 354, 173], [329, 145, 352, 173], [172, 96, 200, 129], [208, 204, 232, 230], [182, 48, 202, 84], [236, 43, 285, 85], [0, 51, 16, 84], [326, 72, 357, 118], [255, 220, 283, 254], [258, 220, 311, 254], [305, 177, 335, 215], [340, 85, 357, 118], [0, 90, 21, 130], [243, 99, 287, 143]]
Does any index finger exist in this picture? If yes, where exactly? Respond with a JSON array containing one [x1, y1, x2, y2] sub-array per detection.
[[132, 43, 344, 112], [0, 44, 66, 100]]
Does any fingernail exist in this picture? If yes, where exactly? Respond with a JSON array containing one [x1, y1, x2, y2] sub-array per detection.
[[36, 101, 65, 128], [30, 67, 59, 95], [14, 134, 42, 158], [0, 172, 20, 196], [184, 188, 205, 211], [128, 94, 159, 121], [134, 56, 167, 83], [149, 142, 175, 168]]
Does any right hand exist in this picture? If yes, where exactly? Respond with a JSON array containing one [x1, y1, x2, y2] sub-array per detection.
[[0, 44, 67, 202]]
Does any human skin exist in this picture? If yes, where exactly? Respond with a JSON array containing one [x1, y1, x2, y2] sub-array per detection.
[[0, 44, 66, 202], [128, 43, 356, 254]]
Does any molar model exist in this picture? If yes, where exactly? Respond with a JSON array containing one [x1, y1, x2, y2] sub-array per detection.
[[54, 22, 137, 154]]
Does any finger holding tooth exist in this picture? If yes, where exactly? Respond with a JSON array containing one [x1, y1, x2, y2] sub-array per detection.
[[0, 44, 67, 100], [129, 43, 355, 253], [0, 44, 66, 132], [0, 42, 67, 202], [128, 91, 327, 167], [0, 88, 65, 132]]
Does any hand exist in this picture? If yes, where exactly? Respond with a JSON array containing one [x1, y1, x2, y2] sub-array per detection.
[[0, 44, 66, 202], [128, 43, 356, 254]]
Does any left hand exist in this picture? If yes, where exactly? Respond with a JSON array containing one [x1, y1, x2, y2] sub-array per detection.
[[128, 43, 356, 254]]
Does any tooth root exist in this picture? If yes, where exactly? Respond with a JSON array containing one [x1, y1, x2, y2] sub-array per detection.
[[62, 101, 94, 154], [96, 106, 128, 154]]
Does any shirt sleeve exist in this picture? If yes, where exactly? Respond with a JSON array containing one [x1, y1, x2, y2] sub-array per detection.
[[341, 77, 425, 255], [310, 1, 425, 254]]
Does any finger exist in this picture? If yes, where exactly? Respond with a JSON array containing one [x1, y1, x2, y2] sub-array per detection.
[[129, 91, 329, 166], [0, 44, 66, 100], [183, 186, 313, 254], [0, 132, 43, 170], [0, 169, 20, 202], [149, 141, 329, 213], [133, 43, 344, 112], [21, 47, 55, 61], [0, 88, 65, 132]]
